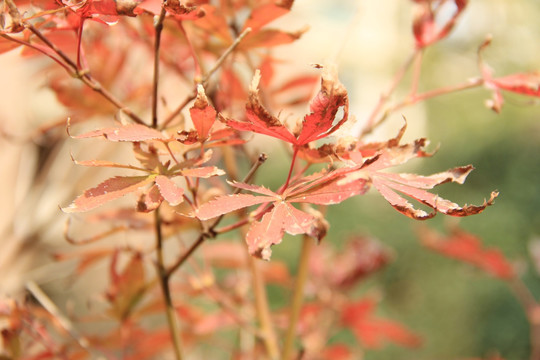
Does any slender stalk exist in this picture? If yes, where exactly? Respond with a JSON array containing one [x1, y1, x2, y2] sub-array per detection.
[[154, 208, 184, 360], [152, 7, 167, 128], [246, 243, 280, 360], [25, 281, 103, 357], [361, 49, 420, 136], [508, 279, 540, 360], [389, 78, 484, 113], [409, 50, 423, 97], [282, 148, 299, 192], [161, 27, 252, 129], [24, 23, 146, 125], [281, 236, 313, 360]]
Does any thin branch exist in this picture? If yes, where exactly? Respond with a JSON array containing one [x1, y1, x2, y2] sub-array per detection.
[[25, 281, 99, 357], [389, 78, 484, 113], [161, 27, 252, 129], [282, 235, 313, 360], [361, 49, 420, 137], [166, 153, 268, 277], [246, 243, 279, 360], [152, 7, 167, 128], [361, 77, 484, 138], [154, 208, 184, 360], [24, 23, 146, 125]]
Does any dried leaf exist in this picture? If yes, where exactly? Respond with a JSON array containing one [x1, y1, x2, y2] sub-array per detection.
[[225, 64, 348, 147]]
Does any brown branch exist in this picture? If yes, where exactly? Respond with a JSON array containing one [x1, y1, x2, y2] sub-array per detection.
[[154, 208, 184, 360], [152, 7, 167, 128]]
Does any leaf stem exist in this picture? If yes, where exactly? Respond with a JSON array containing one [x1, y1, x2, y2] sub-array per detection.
[[161, 27, 252, 129], [361, 49, 420, 136], [245, 239, 279, 360], [282, 147, 299, 192], [154, 208, 184, 360], [281, 235, 313, 360]]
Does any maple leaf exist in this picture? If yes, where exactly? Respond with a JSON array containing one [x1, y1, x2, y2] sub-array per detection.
[[341, 298, 422, 349], [195, 167, 367, 259], [223, 64, 348, 148], [479, 39, 540, 112], [412, 0, 467, 48], [178, 84, 246, 148], [341, 124, 498, 219], [418, 225, 515, 279]]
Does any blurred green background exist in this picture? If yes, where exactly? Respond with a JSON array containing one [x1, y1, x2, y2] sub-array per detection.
[[259, 1, 540, 359]]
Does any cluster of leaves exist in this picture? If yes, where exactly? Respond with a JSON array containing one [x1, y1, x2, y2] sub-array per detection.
[[1, 0, 540, 359]]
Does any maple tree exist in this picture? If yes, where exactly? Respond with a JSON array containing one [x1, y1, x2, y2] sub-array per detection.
[[1, 0, 539, 359]]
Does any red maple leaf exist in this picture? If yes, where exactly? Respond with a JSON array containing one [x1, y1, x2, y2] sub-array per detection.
[[341, 298, 422, 349], [418, 225, 515, 279], [195, 167, 367, 259], [341, 124, 498, 219], [223, 64, 348, 149], [412, 0, 467, 48]]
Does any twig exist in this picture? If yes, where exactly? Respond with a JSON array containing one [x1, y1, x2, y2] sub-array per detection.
[[152, 7, 167, 128], [25, 281, 102, 357], [245, 238, 280, 360], [166, 153, 268, 277], [361, 49, 420, 137], [23, 23, 146, 125], [282, 235, 313, 360], [154, 208, 184, 360], [160, 27, 252, 129]]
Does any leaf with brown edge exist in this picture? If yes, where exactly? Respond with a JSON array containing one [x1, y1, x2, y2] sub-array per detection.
[[189, 84, 217, 142], [341, 133, 498, 219], [341, 298, 422, 349], [154, 175, 184, 206], [137, 184, 162, 213], [70, 123, 167, 142], [63, 175, 154, 213], [225, 64, 348, 147], [295, 64, 349, 145], [418, 225, 515, 279]]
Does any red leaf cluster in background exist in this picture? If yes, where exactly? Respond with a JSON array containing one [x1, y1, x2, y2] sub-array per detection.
[[419, 225, 515, 280]]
